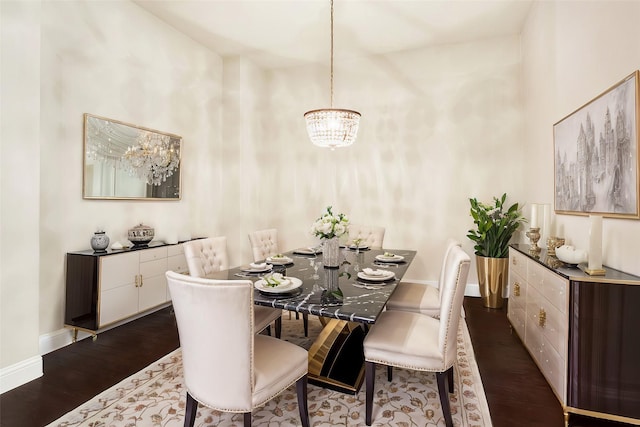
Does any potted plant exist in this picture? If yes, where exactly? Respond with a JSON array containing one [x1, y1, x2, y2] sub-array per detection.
[[467, 193, 525, 308]]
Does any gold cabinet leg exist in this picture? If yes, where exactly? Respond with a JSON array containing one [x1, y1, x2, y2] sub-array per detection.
[[72, 328, 78, 343], [564, 410, 569, 427]]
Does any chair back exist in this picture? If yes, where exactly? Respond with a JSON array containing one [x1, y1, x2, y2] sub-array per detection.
[[183, 237, 229, 277], [248, 228, 279, 262], [166, 271, 255, 412], [437, 245, 470, 367], [348, 224, 385, 249], [438, 238, 462, 303]]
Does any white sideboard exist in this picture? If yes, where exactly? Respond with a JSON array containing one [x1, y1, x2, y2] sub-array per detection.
[[65, 241, 189, 337], [508, 244, 640, 427]]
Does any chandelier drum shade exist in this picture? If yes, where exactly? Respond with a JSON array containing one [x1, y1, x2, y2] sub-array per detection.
[[304, 108, 360, 149], [304, 0, 361, 149]]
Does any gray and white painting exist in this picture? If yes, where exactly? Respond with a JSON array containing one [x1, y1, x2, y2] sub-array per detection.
[[554, 74, 638, 216]]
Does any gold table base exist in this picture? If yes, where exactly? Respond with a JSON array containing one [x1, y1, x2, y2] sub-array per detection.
[[307, 318, 366, 394]]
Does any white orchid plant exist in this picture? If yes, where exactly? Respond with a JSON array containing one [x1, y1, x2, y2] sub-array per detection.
[[311, 206, 349, 240]]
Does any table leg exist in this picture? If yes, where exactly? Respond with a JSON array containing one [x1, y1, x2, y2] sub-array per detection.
[[307, 318, 366, 394]]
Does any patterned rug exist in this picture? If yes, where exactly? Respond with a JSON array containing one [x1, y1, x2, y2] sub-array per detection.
[[47, 313, 492, 427]]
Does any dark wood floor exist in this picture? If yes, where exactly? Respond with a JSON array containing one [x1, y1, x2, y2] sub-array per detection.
[[0, 297, 632, 427]]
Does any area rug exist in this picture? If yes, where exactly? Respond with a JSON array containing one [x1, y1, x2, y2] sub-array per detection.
[[47, 314, 492, 427]]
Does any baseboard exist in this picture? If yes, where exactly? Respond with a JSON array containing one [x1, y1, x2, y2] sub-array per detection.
[[39, 327, 93, 355], [401, 279, 482, 298], [464, 283, 481, 297], [0, 355, 43, 394]]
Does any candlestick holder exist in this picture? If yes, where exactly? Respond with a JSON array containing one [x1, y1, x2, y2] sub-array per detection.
[[546, 236, 565, 257], [526, 227, 541, 255]]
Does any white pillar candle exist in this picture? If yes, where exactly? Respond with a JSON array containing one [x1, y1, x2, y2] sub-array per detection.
[[588, 215, 603, 270], [541, 204, 551, 243], [530, 204, 538, 228]]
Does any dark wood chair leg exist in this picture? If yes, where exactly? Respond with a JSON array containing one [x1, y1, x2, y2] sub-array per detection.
[[365, 361, 376, 426], [447, 366, 454, 392], [387, 365, 393, 381], [303, 313, 309, 337], [296, 375, 310, 427], [243, 412, 251, 427], [436, 371, 453, 427], [275, 317, 282, 339], [184, 392, 198, 427]]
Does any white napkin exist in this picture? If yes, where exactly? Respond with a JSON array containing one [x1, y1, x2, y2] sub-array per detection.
[[263, 273, 290, 287], [250, 262, 267, 269], [362, 268, 388, 276]]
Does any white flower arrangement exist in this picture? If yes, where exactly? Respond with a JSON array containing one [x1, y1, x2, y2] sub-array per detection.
[[310, 206, 349, 240]]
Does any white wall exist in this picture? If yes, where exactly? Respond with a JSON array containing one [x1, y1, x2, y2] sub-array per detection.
[[37, 1, 223, 341], [522, 1, 640, 276], [266, 36, 526, 284], [1, 0, 224, 391], [0, 0, 43, 392]]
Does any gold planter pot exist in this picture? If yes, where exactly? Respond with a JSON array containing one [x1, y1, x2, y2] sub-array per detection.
[[476, 255, 508, 308]]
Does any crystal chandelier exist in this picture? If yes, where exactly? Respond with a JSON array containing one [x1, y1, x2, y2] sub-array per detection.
[[304, 0, 360, 150], [122, 131, 180, 186]]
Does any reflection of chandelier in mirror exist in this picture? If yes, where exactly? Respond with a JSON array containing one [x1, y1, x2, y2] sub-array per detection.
[[122, 131, 180, 186]]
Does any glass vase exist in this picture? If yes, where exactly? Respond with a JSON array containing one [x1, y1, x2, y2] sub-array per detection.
[[322, 237, 340, 268]]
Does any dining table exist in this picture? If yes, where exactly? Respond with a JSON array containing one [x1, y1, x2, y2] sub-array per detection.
[[206, 246, 416, 394]]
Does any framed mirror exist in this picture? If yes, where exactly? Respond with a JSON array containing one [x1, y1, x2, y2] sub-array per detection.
[[83, 113, 182, 200]]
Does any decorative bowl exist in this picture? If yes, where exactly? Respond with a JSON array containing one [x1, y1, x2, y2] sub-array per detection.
[[128, 223, 154, 246], [555, 245, 587, 266]]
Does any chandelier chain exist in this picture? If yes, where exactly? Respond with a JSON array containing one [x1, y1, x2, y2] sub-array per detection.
[[330, 0, 334, 107]]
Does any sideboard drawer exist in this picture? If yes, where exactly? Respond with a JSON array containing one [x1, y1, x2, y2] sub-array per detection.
[[167, 253, 188, 274], [541, 301, 567, 359], [540, 334, 566, 401], [139, 246, 167, 263], [140, 257, 168, 277], [527, 260, 546, 292], [167, 244, 184, 257], [543, 269, 568, 314], [510, 250, 527, 278]]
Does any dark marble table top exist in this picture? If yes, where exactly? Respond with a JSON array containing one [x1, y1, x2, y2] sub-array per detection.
[[206, 248, 416, 324]]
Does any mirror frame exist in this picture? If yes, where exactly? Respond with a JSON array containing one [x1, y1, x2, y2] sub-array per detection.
[[82, 113, 182, 201]]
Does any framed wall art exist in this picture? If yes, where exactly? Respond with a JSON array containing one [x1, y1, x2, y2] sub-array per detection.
[[554, 70, 640, 219]]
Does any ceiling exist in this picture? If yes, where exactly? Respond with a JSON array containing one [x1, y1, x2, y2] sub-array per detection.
[[134, 0, 533, 69]]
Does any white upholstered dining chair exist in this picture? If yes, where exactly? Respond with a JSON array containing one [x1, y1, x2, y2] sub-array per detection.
[[385, 238, 461, 317], [347, 224, 385, 249], [166, 271, 310, 427], [183, 237, 282, 338], [363, 245, 470, 427], [248, 228, 309, 337], [248, 228, 279, 262]]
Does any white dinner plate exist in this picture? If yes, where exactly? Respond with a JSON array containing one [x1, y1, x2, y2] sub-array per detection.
[[348, 244, 369, 250], [357, 271, 395, 282], [375, 254, 405, 262], [266, 256, 294, 265], [241, 264, 273, 273], [292, 247, 322, 255], [254, 277, 302, 293]]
